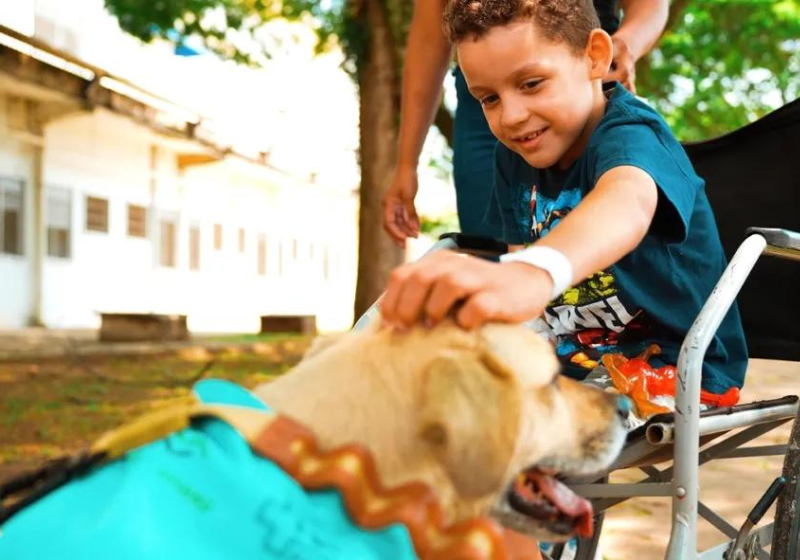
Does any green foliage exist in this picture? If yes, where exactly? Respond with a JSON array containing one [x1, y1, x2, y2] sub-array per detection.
[[103, 0, 412, 80], [104, 0, 800, 141], [335, 2, 369, 78], [420, 213, 460, 238], [103, 0, 346, 65], [638, 0, 800, 141], [335, 0, 413, 79]]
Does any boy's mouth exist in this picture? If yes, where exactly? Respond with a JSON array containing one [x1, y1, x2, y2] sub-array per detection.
[[513, 127, 548, 148]]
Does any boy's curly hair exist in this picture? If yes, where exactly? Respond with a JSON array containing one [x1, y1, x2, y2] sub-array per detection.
[[444, 0, 601, 54]]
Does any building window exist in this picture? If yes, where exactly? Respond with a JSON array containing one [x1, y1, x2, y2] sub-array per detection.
[[214, 223, 223, 250], [86, 196, 108, 233], [128, 204, 147, 238], [47, 188, 71, 258], [159, 216, 177, 268], [238, 228, 246, 252], [0, 178, 23, 255], [257, 234, 267, 276], [189, 225, 200, 271]]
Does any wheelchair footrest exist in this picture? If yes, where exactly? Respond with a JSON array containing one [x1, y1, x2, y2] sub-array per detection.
[[605, 395, 799, 470], [627, 395, 799, 442]]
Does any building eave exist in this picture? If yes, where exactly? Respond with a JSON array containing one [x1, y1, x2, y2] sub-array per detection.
[[0, 24, 278, 173]]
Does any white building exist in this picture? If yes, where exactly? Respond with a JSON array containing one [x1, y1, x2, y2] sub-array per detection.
[[0, 3, 363, 333]]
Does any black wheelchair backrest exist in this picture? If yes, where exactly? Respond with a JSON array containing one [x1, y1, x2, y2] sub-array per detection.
[[684, 97, 800, 361]]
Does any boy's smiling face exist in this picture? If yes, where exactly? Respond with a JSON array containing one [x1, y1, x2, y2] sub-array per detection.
[[458, 21, 612, 169]]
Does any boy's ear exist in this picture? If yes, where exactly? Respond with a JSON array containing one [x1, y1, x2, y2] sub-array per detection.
[[586, 29, 613, 80]]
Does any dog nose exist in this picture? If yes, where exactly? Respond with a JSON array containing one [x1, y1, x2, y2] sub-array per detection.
[[616, 396, 633, 421]]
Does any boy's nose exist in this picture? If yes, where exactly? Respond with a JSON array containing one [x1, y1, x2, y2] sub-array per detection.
[[501, 99, 529, 129]]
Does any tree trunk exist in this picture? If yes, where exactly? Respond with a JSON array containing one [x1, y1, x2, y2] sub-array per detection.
[[353, 0, 404, 321]]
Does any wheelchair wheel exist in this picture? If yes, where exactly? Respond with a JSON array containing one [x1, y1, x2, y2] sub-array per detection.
[[771, 408, 800, 559]]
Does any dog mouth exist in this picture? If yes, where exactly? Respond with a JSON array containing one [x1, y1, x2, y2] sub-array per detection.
[[506, 468, 593, 538]]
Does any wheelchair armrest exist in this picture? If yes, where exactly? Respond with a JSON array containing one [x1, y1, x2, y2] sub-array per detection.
[[746, 227, 800, 262], [438, 233, 508, 261]]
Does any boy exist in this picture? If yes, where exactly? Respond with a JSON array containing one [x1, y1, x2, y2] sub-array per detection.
[[380, 0, 747, 394]]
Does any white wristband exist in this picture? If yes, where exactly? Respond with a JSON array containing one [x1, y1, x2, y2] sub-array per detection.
[[500, 246, 574, 300]]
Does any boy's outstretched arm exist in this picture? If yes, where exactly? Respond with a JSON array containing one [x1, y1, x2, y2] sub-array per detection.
[[380, 166, 658, 329]]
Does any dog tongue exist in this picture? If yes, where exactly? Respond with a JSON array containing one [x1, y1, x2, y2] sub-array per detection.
[[529, 471, 594, 538]]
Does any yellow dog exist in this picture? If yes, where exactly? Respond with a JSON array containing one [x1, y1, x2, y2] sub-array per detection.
[[256, 320, 628, 543]]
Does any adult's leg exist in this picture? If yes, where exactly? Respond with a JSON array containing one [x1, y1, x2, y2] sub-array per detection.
[[453, 67, 503, 239]]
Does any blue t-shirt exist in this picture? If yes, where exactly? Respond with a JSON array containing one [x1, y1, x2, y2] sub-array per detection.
[[487, 83, 748, 393]]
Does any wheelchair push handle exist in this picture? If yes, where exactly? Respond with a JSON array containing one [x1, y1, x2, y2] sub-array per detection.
[[746, 227, 800, 262], [437, 233, 509, 261]]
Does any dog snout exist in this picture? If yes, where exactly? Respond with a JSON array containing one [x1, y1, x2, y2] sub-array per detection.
[[616, 395, 632, 422]]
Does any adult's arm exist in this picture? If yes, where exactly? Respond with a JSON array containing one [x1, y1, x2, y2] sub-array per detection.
[[606, 0, 669, 92], [396, 0, 452, 174], [382, 0, 453, 246]]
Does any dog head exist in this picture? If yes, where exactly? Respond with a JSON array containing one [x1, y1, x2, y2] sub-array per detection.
[[413, 323, 626, 541], [257, 321, 627, 542]]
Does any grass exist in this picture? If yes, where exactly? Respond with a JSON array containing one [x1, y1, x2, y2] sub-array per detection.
[[0, 337, 311, 479], [200, 332, 308, 344]]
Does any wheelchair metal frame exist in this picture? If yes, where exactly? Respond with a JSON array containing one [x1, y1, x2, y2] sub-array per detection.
[[563, 229, 800, 560]]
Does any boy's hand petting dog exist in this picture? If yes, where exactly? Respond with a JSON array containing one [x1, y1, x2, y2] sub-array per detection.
[[381, 250, 554, 330]]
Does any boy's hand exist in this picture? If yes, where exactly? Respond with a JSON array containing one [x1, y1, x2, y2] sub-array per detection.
[[382, 167, 420, 247], [380, 251, 554, 330]]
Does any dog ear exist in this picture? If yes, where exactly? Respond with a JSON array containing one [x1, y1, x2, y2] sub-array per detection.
[[478, 324, 561, 389], [418, 349, 521, 499]]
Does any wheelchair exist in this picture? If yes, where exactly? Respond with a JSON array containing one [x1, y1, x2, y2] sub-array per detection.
[[356, 96, 800, 559]]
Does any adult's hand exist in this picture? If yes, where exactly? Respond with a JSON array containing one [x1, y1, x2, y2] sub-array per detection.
[[606, 34, 637, 94], [382, 166, 421, 247], [380, 251, 554, 330]]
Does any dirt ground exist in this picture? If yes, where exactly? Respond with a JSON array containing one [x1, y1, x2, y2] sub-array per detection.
[[1, 348, 797, 559], [599, 358, 800, 560]]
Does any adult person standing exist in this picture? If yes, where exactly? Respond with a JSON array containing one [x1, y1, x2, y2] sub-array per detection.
[[382, 0, 669, 246]]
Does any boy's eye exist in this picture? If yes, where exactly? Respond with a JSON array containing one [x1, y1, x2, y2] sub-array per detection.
[[479, 94, 499, 107], [522, 79, 542, 91]]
